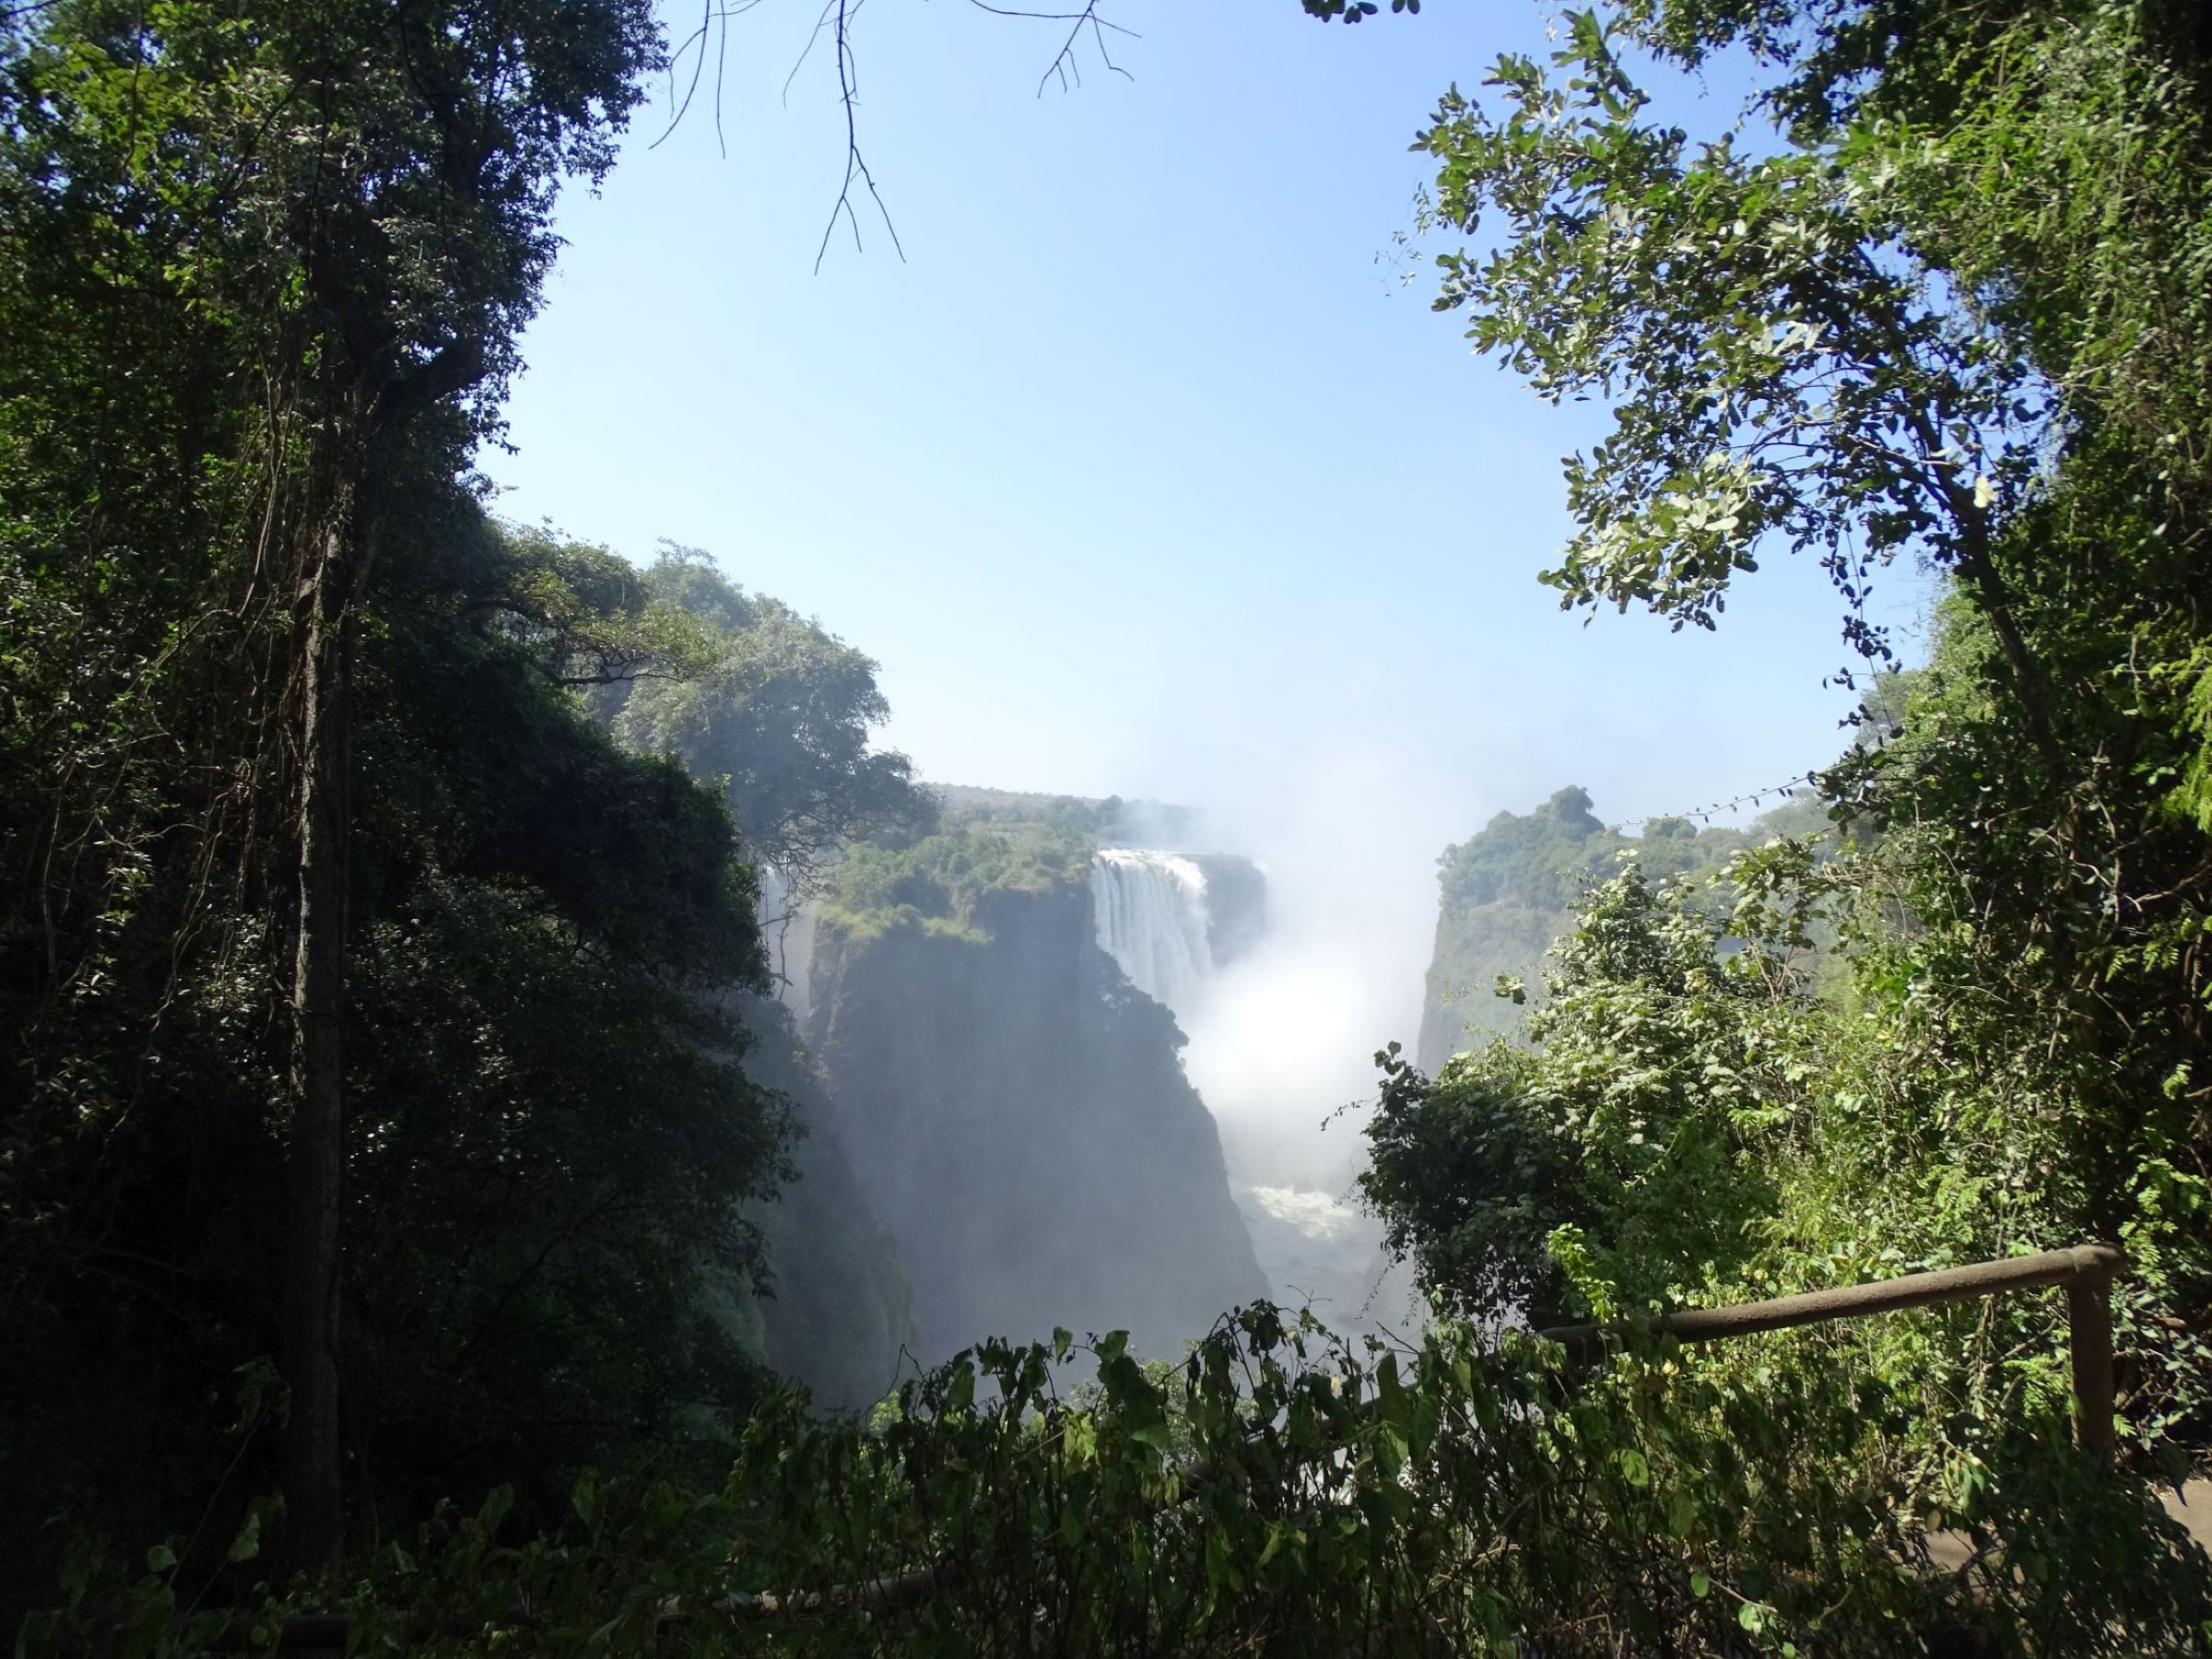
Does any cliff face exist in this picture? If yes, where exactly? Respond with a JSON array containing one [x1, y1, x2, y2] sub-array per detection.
[[723, 997, 922, 1412], [1416, 788, 1832, 1073], [1416, 900, 1564, 1074], [805, 880, 1266, 1363], [753, 1117, 920, 1411]]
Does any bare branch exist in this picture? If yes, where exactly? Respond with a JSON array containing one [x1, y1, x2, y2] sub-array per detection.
[[654, 1, 766, 156], [648, 0, 1139, 267], [961, 0, 1139, 95], [815, 0, 905, 273]]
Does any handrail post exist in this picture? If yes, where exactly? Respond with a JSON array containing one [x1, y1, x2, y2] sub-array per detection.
[[1536, 1242, 2128, 1459], [2065, 1249, 2121, 1458]]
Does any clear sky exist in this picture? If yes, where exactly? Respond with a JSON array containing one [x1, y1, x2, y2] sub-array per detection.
[[488, 0, 1928, 859]]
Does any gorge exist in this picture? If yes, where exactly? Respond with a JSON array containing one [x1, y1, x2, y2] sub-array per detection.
[[758, 808, 1270, 1381], [749, 778, 1841, 1400], [749, 794, 1439, 1397]]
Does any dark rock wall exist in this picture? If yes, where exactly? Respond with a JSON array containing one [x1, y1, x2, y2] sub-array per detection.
[[805, 882, 1266, 1362], [1187, 853, 1267, 969], [728, 996, 922, 1412]]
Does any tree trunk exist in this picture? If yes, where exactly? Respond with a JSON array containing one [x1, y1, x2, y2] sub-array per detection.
[[282, 483, 365, 1577], [278, 341, 481, 1575]]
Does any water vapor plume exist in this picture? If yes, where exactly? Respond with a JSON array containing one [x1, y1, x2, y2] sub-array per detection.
[[1174, 745, 1453, 1194]]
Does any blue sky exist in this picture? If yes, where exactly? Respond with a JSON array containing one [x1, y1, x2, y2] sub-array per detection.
[[489, 0, 1927, 860]]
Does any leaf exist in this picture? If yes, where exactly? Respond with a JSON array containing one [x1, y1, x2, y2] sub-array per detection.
[[1690, 1568, 1710, 1599], [1130, 1418, 1173, 1454], [145, 1544, 176, 1575], [477, 1482, 514, 1541], [1376, 1352, 1412, 1433], [1064, 1412, 1098, 1465], [226, 1508, 260, 1565], [1411, 1390, 1441, 1459]]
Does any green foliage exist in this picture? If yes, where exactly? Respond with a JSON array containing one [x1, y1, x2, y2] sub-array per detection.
[[1409, 6, 2066, 683], [1380, 0, 2212, 1474], [29, 1308, 2210, 1654], [1420, 784, 1824, 1065], [346, 525, 801, 1485], [1381, 853, 1826, 1325], [1437, 785, 1825, 917], [820, 825, 1095, 943], [932, 783, 1144, 841], [1, 476, 797, 1597], [0, 0, 842, 1597], [607, 547, 935, 898], [1300, 0, 1421, 20]]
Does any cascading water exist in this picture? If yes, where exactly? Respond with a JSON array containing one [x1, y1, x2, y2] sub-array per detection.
[[1091, 849, 1214, 1016], [1092, 837, 1421, 1331]]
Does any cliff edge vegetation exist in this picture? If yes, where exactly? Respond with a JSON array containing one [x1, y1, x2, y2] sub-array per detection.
[[1418, 784, 1827, 1069]]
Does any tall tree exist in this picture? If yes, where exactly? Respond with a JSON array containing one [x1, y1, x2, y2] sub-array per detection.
[[0, 0, 663, 1570], [1370, 0, 2212, 1448], [254, 1, 661, 1570]]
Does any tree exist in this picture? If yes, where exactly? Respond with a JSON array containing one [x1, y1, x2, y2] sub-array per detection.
[[0, 0, 1409, 1583], [1381, 0, 2212, 1453], [1411, 11, 2058, 735], [609, 547, 934, 906], [0, 0, 674, 1570], [1374, 853, 1818, 1324]]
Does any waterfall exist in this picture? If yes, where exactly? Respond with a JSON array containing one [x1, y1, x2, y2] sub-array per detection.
[[1091, 848, 1214, 1015]]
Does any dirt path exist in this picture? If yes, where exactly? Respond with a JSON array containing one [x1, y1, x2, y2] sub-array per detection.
[[1925, 1478, 2212, 1571]]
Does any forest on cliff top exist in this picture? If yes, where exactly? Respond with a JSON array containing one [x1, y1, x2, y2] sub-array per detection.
[[6, 0, 2212, 1652]]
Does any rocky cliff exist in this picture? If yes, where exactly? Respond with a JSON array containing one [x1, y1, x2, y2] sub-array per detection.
[[804, 875, 1266, 1363], [1417, 787, 1830, 1072], [723, 996, 922, 1412]]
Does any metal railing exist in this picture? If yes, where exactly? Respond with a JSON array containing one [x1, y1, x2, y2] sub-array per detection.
[[1536, 1242, 2126, 1453], [219, 1243, 2130, 1648]]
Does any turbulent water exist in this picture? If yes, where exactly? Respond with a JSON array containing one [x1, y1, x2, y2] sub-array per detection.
[[1234, 1183, 1423, 1333], [1091, 848, 1215, 1016]]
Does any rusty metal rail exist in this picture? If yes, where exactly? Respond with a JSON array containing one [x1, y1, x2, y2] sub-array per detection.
[[220, 1245, 2127, 1647], [1536, 1242, 2126, 1453]]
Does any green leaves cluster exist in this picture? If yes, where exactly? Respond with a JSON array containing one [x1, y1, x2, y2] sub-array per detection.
[[1380, 850, 1825, 1326], [1419, 784, 1827, 1066], [1377, 0, 2212, 1484], [36, 1304, 2212, 1654], [820, 824, 1096, 944], [0, 0, 851, 1597], [606, 547, 935, 901], [1416, 8, 2042, 671]]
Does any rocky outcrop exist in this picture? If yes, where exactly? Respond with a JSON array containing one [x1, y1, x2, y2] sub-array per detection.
[[805, 880, 1266, 1363], [1416, 900, 1564, 1074], [1186, 853, 1266, 969]]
